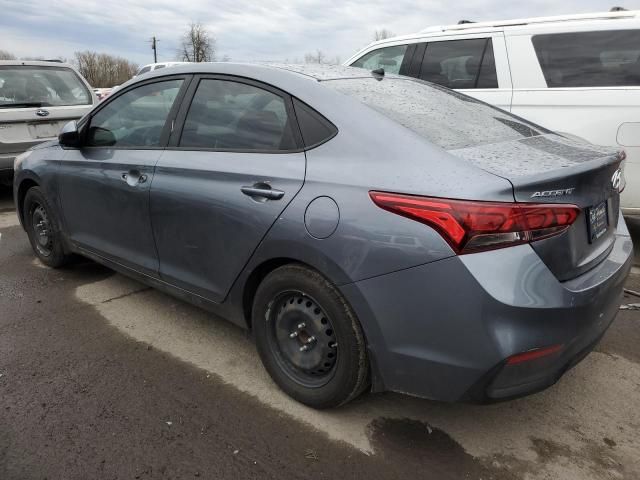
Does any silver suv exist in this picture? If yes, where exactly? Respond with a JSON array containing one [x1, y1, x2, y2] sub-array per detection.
[[0, 61, 96, 184]]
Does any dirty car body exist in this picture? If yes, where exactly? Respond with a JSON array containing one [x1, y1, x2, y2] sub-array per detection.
[[13, 63, 632, 405]]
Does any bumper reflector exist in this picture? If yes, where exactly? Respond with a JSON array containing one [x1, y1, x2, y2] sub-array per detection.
[[506, 344, 564, 365]]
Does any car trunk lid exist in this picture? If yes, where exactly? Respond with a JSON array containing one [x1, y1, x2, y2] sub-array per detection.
[[450, 134, 624, 281]]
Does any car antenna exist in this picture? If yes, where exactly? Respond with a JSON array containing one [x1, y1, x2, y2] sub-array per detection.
[[458, 19, 475, 24], [371, 68, 385, 81], [610, 6, 627, 11]]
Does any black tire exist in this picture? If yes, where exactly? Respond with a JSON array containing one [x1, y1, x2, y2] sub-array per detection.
[[253, 264, 370, 409], [23, 186, 71, 268]]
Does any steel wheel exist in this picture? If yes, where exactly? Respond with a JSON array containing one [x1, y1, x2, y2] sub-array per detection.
[[266, 291, 338, 388], [31, 204, 54, 257]]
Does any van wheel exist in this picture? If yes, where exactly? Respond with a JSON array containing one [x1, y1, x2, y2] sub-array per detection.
[[253, 264, 370, 409], [23, 187, 71, 268]]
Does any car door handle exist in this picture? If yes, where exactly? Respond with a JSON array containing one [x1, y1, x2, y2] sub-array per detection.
[[121, 171, 148, 187], [241, 185, 285, 200]]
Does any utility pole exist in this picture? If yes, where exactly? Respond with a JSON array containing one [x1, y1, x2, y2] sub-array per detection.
[[151, 36, 158, 63]]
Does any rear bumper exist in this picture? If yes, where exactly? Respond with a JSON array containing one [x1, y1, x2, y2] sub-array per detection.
[[340, 215, 633, 403], [0, 152, 16, 174]]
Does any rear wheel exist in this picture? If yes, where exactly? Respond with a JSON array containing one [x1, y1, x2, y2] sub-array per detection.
[[253, 264, 369, 409], [23, 187, 71, 268]]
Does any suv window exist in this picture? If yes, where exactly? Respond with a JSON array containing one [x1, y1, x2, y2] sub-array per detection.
[[0, 65, 91, 108], [350, 45, 408, 75], [419, 38, 498, 89], [532, 30, 640, 87], [179, 79, 297, 151], [86, 79, 183, 147]]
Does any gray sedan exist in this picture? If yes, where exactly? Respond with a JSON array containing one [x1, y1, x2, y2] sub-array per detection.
[[13, 63, 632, 408]]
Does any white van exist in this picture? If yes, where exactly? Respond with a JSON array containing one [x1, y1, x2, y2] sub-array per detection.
[[345, 10, 640, 215]]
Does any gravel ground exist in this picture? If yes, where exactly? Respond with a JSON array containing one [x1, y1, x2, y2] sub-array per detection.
[[1, 185, 639, 479]]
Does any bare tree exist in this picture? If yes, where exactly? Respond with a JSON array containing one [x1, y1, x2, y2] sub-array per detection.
[[74, 51, 138, 87], [304, 50, 326, 64], [373, 29, 395, 41], [304, 50, 341, 65], [0, 49, 16, 60], [179, 23, 215, 62]]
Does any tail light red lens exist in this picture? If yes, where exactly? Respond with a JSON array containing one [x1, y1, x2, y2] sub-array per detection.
[[506, 344, 564, 365], [369, 192, 580, 254]]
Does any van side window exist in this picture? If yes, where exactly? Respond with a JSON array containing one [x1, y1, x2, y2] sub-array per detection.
[[532, 30, 640, 88], [419, 38, 499, 89], [350, 45, 409, 74]]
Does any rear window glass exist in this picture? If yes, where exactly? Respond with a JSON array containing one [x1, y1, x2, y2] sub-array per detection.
[[324, 78, 546, 150], [0, 66, 91, 108], [532, 30, 640, 87]]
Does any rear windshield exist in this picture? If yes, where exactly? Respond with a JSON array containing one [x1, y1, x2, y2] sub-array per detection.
[[532, 30, 640, 88], [324, 77, 546, 150], [0, 65, 91, 108]]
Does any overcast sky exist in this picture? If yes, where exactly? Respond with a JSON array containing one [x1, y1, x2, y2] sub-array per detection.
[[0, 0, 634, 65]]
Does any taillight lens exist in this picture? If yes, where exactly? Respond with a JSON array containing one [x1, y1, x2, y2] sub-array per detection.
[[369, 191, 580, 254]]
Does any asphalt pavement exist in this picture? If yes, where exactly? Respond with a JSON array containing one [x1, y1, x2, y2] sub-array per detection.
[[1, 185, 639, 480]]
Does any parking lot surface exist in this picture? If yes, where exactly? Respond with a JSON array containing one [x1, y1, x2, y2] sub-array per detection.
[[1, 185, 639, 479]]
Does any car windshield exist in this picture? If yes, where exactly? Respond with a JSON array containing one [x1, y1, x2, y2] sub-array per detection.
[[324, 77, 548, 150], [0, 65, 91, 108]]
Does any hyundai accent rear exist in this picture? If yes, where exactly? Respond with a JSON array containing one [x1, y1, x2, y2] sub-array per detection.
[[324, 75, 632, 402]]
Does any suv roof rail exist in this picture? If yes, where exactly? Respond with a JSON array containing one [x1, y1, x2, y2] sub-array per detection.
[[419, 10, 639, 33]]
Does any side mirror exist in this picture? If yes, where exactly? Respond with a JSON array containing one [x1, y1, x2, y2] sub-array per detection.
[[59, 121, 81, 148]]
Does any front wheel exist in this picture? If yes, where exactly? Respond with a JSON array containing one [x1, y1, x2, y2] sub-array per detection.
[[253, 264, 370, 409], [23, 186, 71, 268]]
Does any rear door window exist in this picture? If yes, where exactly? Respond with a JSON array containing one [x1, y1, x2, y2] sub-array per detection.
[[419, 38, 499, 89], [350, 45, 409, 74], [532, 30, 640, 87], [0, 65, 91, 108], [179, 79, 298, 151]]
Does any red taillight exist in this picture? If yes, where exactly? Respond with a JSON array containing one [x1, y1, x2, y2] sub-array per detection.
[[506, 344, 564, 365], [369, 191, 580, 254]]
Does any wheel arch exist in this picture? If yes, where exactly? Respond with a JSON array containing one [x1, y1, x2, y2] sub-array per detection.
[[242, 257, 316, 330], [16, 177, 40, 228]]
